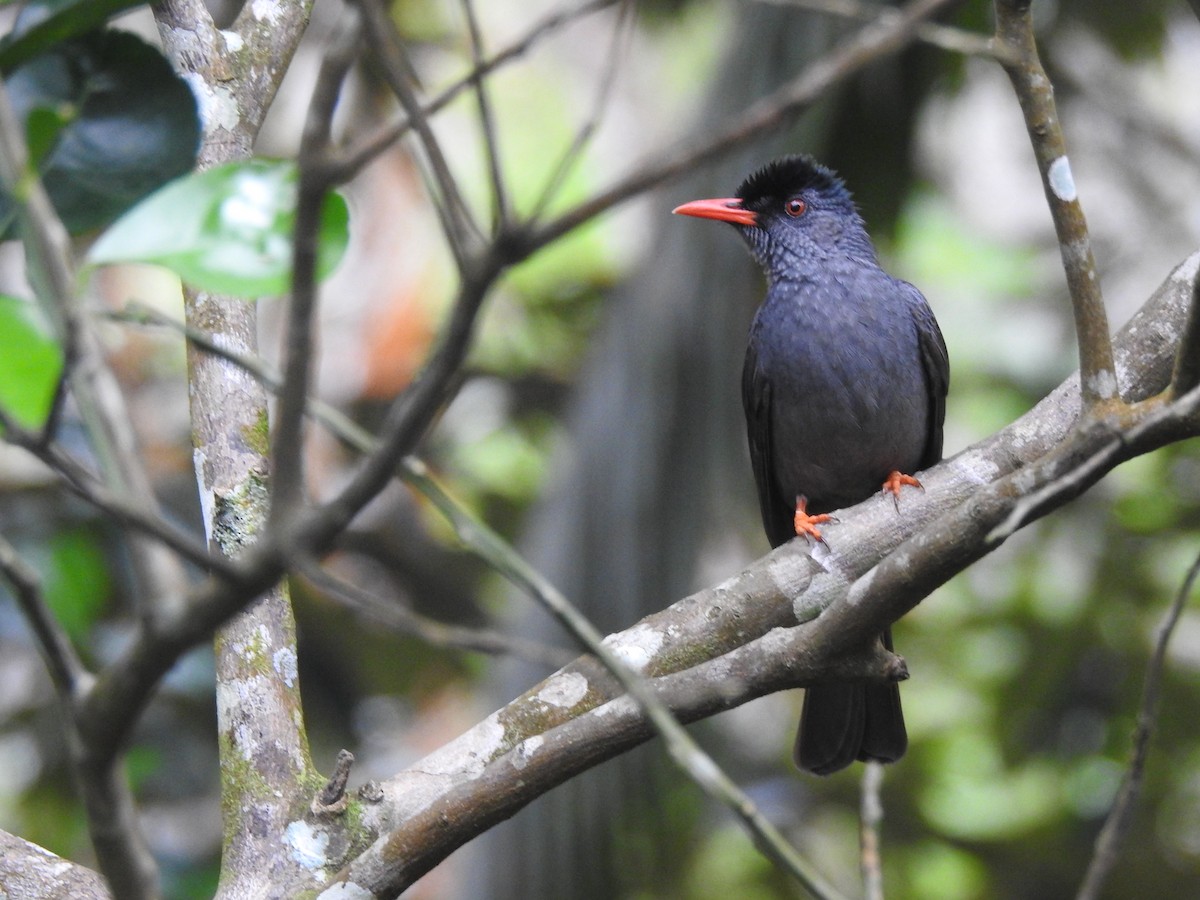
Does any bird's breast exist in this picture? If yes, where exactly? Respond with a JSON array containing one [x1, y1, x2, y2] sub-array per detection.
[[748, 286, 930, 511]]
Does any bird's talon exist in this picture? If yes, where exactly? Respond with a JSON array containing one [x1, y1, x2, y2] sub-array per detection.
[[881, 471, 922, 511], [793, 495, 832, 543]]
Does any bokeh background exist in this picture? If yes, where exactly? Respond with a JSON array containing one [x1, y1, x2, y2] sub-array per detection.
[[2, 0, 1200, 897]]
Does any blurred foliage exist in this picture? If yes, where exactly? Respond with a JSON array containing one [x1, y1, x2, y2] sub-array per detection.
[[0, 293, 62, 429], [0, 24, 199, 237], [88, 160, 351, 299], [1, 0, 1199, 898], [40, 525, 111, 642]]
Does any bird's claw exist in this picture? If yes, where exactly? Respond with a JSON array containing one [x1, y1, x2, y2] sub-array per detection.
[[793, 495, 833, 544], [881, 471, 923, 511]]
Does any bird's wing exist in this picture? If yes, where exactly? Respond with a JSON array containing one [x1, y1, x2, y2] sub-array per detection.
[[742, 340, 794, 548], [905, 284, 949, 469]]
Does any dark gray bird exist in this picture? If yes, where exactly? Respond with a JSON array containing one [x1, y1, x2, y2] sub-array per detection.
[[673, 155, 949, 775]]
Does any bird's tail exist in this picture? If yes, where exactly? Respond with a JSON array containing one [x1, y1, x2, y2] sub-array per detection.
[[793, 630, 907, 775]]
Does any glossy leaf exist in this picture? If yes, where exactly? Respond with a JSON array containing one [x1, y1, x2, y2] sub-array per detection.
[[0, 0, 149, 73], [0, 294, 63, 430], [0, 29, 200, 236], [88, 160, 351, 298]]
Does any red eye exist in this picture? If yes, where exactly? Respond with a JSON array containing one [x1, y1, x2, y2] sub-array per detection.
[[785, 198, 806, 217]]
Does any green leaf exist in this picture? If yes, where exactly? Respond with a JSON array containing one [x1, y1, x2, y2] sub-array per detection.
[[43, 527, 111, 640], [88, 160, 352, 298], [0, 29, 200, 235], [0, 294, 63, 430], [0, 0, 149, 73]]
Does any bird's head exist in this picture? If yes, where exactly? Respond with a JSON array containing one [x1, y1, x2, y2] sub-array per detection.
[[672, 155, 875, 277]]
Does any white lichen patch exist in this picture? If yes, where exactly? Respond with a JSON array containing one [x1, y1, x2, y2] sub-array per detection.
[[536, 672, 588, 709], [251, 0, 285, 25], [1087, 369, 1118, 401], [592, 694, 637, 718], [418, 714, 505, 778], [513, 735, 544, 770], [950, 453, 1001, 487], [1047, 156, 1077, 202], [273, 647, 298, 687], [766, 552, 813, 597], [220, 29, 244, 52], [1172, 250, 1200, 289], [603, 623, 664, 672], [183, 72, 240, 134], [285, 820, 329, 870], [319, 884, 375, 900], [194, 448, 215, 543]]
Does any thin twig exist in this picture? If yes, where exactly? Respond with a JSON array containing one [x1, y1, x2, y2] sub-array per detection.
[[1076, 547, 1200, 900], [529, 0, 635, 221], [1170, 264, 1200, 397], [109, 306, 842, 899], [0, 532, 90, 698], [988, 384, 1200, 545], [328, 0, 618, 184], [860, 761, 885, 900], [0, 406, 228, 577], [0, 62, 188, 634], [993, 0, 1115, 408], [751, 0, 1005, 60], [270, 13, 362, 526], [298, 560, 573, 668], [355, 0, 483, 268], [460, 0, 510, 227], [526, 0, 959, 253]]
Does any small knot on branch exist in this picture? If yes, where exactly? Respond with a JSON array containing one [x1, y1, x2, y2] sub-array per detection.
[[312, 749, 355, 816]]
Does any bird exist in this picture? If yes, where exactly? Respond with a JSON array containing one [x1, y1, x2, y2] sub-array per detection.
[[672, 155, 949, 775]]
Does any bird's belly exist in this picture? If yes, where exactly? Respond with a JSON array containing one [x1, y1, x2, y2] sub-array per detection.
[[767, 339, 928, 513]]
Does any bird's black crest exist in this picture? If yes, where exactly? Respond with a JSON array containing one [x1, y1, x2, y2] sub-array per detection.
[[735, 155, 849, 205]]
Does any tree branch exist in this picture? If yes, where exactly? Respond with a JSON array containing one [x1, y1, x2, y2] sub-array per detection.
[[270, 12, 361, 525], [327, 249, 1200, 896], [0, 532, 89, 699], [526, 0, 959, 252], [355, 0, 483, 267], [993, 0, 1116, 408], [0, 830, 112, 900], [1076, 544, 1200, 899], [460, 0, 511, 228], [1170, 262, 1200, 397]]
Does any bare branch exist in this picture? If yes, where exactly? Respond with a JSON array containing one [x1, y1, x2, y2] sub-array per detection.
[[529, 0, 635, 221], [0, 830, 112, 900], [461, 0, 511, 227], [860, 762, 885, 900], [1171, 263, 1200, 397], [1076, 546, 1200, 900], [271, 13, 362, 525], [331, 250, 1199, 895], [0, 532, 89, 698], [355, 0, 483, 268], [527, 0, 959, 252], [328, 0, 619, 184], [752, 0, 1006, 60], [993, 0, 1115, 408], [155, 0, 316, 161], [298, 559, 573, 668]]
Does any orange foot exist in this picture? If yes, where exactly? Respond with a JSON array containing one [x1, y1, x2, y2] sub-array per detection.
[[881, 470, 923, 511], [793, 495, 832, 543]]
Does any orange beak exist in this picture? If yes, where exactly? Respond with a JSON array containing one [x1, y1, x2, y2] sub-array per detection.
[[672, 197, 757, 226]]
